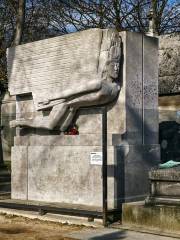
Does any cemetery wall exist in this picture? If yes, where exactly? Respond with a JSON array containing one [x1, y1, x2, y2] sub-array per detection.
[[159, 33, 180, 95]]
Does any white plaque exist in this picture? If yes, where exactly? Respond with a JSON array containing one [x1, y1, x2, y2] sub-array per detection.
[[90, 152, 102, 165]]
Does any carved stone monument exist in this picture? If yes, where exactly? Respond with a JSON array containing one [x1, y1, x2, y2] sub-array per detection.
[[8, 29, 160, 207]]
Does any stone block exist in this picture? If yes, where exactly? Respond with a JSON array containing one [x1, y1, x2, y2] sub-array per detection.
[[143, 36, 159, 144], [146, 167, 180, 206], [114, 144, 160, 202], [25, 145, 114, 208], [118, 32, 159, 145], [122, 32, 143, 145], [122, 202, 180, 234], [11, 146, 28, 200]]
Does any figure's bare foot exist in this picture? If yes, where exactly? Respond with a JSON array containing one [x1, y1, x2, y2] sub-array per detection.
[[10, 120, 17, 128]]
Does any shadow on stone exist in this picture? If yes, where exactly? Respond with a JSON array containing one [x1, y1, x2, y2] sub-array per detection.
[[159, 121, 180, 162], [89, 230, 126, 240]]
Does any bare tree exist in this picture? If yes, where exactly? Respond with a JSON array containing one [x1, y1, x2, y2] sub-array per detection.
[[45, 0, 179, 34], [0, 0, 179, 83], [13, 0, 26, 46]]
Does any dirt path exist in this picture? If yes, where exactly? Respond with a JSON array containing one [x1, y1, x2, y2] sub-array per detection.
[[0, 213, 85, 240]]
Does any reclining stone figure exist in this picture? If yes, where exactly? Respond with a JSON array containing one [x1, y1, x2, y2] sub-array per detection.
[[10, 30, 121, 131]]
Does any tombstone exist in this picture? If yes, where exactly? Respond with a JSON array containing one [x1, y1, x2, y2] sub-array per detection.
[[7, 29, 160, 210]]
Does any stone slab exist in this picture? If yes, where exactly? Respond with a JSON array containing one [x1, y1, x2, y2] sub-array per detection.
[[151, 181, 180, 197], [14, 135, 102, 146], [148, 167, 180, 200], [122, 202, 180, 236], [122, 32, 143, 145], [25, 146, 114, 207], [8, 29, 102, 96], [143, 36, 159, 144], [118, 32, 159, 145], [11, 146, 28, 200], [114, 144, 160, 202]]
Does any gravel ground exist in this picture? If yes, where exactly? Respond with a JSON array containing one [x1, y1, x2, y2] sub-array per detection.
[[0, 212, 177, 240], [0, 213, 84, 240]]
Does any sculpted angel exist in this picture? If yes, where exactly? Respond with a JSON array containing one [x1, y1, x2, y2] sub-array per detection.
[[10, 31, 121, 131]]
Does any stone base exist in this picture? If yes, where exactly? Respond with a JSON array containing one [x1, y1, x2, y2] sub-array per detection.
[[122, 202, 180, 236], [11, 138, 160, 208], [114, 144, 160, 203], [11, 142, 114, 208], [0, 166, 11, 198]]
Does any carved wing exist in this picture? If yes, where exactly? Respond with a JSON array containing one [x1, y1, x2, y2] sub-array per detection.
[[7, 28, 121, 110]]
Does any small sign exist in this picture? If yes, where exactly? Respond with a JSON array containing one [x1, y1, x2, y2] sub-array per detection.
[[90, 152, 102, 165]]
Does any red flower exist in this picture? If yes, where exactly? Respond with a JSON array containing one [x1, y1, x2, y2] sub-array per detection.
[[64, 126, 79, 135]]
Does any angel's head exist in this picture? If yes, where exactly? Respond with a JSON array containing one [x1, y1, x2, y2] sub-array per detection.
[[100, 30, 121, 82]]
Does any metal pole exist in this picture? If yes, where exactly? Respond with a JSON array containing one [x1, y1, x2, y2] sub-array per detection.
[[102, 106, 108, 226]]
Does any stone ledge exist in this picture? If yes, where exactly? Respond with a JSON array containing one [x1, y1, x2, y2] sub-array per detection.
[[146, 196, 180, 206], [149, 167, 180, 181], [122, 202, 180, 236]]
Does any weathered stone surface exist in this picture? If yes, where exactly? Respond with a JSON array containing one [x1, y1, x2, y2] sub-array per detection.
[[115, 144, 160, 202], [143, 36, 159, 144], [8, 29, 103, 96], [159, 33, 180, 95], [9, 28, 122, 131], [11, 146, 28, 200], [119, 32, 159, 145], [9, 30, 160, 207], [123, 202, 180, 234], [147, 166, 180, 205], [149, 166, 180, 181], [159, 48, 180, 77], [159, 75, 180, 95], [122, 32, 143, 145], [12, 145, 115, 207], [152, 181, 180, 197], [1, 92, 16, 162], [159, 33, 180, 49]]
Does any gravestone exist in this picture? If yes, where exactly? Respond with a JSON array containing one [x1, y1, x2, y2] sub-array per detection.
[[8, 29, 160, 208]]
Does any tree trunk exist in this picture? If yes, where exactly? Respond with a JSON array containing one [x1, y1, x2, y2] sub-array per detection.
[[14, 0, 25, 46], [151, 0, 158, 35]]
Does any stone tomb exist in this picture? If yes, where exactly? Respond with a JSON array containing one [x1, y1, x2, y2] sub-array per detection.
[[146, 166, 180, 205], [8, 29, 160, 208]]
